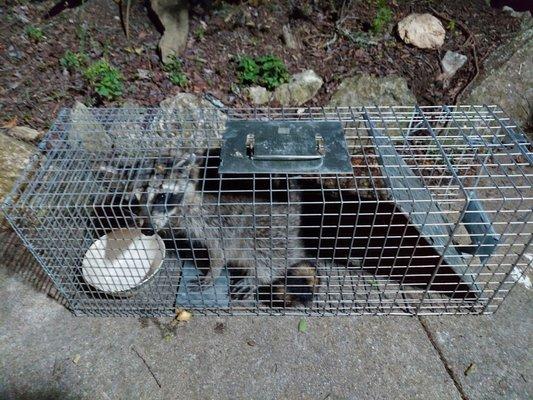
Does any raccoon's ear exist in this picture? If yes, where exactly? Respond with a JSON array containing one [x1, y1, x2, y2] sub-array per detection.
[[175, 153, 197, 170], [133, 189, 142, 203], [184, 153, 197, 169]]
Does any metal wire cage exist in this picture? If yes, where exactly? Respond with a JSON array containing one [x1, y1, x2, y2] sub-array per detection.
[[2, 105, 531, 316]]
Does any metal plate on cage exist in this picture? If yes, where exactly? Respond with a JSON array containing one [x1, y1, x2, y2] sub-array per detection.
[[219, 120, 352, 174]]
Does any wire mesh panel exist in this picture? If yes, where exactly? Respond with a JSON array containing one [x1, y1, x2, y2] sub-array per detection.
[[2, 106, 531, 316]]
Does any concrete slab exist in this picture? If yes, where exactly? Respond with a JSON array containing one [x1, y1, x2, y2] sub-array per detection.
[[0, 263, 460, 400], [421, 283, 533, 400]]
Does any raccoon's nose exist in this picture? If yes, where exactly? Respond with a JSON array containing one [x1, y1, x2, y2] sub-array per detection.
[[136, 217, 155, 236], [141, 227, 156, 236]]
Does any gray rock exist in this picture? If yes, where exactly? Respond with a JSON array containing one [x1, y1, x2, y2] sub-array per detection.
[[152, 93, 227, 151], [328, 74, 416, 106], [107, 107, 148, 158], [151, 0, 189, 63], [0, 133, 34, 203], [463, 24, 533, 127], [137, 69, 151, 80], [273, 70, 323, 106], [7, 45, 23, 61], [6, 126, 42, 143], [441, 51, 467, 79], [502, 5, 532, 20], [243, 86, 271, 105], [68, 102, 113, 154]]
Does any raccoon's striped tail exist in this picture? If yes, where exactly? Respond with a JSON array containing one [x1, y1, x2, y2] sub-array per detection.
[[229, 261, 320, 308]]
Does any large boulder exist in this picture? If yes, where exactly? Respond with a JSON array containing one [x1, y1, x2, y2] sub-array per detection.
[[151, 0, 189, 63], [5, 126, 42, 143], [243, 86, 271, 105], [463, 23, 533, 127], [273, 70, 323, 106], [152, 93, 227, 151], [328, 74, 416, 106], [0, 133, 34, 203], [68, 102, 112, 154]]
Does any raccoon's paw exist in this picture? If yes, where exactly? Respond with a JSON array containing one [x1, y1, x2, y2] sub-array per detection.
[[229, 278, 256, 299], [186, 274, 215, 292], [272, 261, 320, 308]]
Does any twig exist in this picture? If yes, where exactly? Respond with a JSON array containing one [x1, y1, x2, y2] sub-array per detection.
[[125, 0, 132, 40], [453, 42, 479, 105], [324, 0, 354, 50], [131, 346, 162, 388]]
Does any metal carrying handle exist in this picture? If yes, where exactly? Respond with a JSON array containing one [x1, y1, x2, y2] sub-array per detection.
[[245, 133, 325, 161]]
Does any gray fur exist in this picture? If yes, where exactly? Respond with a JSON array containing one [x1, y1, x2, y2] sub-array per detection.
[[131, 154, 316, 305]]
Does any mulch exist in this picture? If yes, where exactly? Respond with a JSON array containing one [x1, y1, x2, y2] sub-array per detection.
[[0, 0, 521, 132]]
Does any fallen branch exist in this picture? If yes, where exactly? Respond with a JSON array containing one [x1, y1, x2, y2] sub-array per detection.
[[453, 39, 479, 105]]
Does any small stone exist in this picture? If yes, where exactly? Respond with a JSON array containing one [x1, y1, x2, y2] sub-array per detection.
[[440, 51, 467, 80], [243, 86, 271, 105], [273, 70, 323, 106], [7, 45, 23, 61], [246, 339, 256, 347], [398, 13, 445, 49], [282, 24, 300, 50], [137, 69, 151, 80], [7, 126, 42, 142], [72, 354, 81, 364]]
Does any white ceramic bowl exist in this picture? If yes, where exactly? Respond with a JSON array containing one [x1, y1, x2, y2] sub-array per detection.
[[82, 228, 165, 294]]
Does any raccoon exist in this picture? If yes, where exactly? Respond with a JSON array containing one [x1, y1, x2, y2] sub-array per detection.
[[130, 152, 319, 307]]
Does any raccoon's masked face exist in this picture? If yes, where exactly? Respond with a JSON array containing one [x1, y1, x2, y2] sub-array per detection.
[[133, 153, 197, 234]]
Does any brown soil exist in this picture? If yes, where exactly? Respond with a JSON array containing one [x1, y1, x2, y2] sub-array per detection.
[[0, 0, 521, 132]]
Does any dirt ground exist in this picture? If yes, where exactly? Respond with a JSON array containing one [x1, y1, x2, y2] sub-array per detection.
[[0, 0, 521, 131]]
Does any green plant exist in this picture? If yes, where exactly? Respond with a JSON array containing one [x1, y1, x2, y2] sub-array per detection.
[[83, 59, 123, 100], [26, 26, 44, 42], [59, 50, 88, 71], [236, 55, 260, 85], [371, 0, 393, 34], [447, 19, 457, 34], [194, 26, 206, 40], [256, 55, 290, 90], [162, 55, 188, 87], [236, 54, 289, 90]]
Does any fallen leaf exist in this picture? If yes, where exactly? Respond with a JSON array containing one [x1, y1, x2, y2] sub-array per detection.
[[2, 116, 18, 129], [298, 318, 308, 333], [246, 340, 256, 347], [214, 322, 225, 334], [176, 309, 192, 322], [72, 354, 81, 364]]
